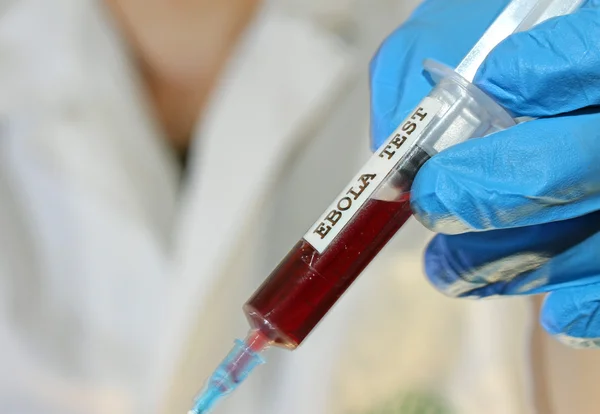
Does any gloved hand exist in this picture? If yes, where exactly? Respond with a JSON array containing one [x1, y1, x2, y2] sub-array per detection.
[[371, 0, 600, 348]]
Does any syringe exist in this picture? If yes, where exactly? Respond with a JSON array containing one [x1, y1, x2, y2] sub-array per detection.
[[189, 1, 585, 412]]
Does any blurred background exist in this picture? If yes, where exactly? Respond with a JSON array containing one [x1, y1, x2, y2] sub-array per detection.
[[1, 0, 594, 414]]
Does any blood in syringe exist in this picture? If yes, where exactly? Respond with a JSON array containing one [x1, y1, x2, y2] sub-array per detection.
[[244, 146, 430, 348]]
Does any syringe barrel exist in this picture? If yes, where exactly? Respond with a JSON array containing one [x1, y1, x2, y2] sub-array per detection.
[[244, 65, 515, 349], [413, 60, 515, 157]]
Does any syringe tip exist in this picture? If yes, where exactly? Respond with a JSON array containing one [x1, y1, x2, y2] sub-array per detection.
[[188, 330, 270, 414]]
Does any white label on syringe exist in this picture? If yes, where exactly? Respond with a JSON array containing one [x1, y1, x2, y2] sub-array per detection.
[[304, 97, 442, 254]]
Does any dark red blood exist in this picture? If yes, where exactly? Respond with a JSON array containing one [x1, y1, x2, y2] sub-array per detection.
[[244, 194, 413, 348]]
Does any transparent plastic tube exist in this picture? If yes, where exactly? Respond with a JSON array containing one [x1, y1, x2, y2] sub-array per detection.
[[189, 1, 586, 412], [243, 62, 516, 349]]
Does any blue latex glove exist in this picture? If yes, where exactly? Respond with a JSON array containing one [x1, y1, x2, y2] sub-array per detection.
[[371, 0, 600, 347]]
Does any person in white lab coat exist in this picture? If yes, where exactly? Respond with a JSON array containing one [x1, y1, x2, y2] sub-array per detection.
[[1, 1, 599, 414]]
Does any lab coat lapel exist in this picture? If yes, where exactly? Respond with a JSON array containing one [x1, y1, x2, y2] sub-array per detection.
[[152, 6, 353, 411]]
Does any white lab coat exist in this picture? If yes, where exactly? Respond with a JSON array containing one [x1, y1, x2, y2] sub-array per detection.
[[1, 1, 597, 414]]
